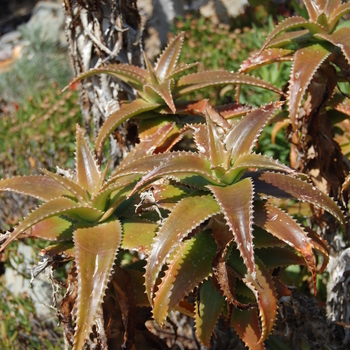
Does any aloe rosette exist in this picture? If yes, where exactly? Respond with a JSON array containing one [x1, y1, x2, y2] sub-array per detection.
[[240, 0, 350, 130], [68, 32, 284, 159], [128, 101, 345, 348], [0, 125, 167, 349]]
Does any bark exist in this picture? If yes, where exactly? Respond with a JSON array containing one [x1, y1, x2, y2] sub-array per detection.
[[63, 0, 143, 163]]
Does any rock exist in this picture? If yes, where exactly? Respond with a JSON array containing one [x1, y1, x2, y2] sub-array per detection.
[[3, 242, 54, 320], [0, 30, 21, 46]]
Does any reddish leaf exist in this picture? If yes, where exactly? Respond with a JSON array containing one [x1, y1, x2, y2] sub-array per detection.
[[144, 80, 176, 112], [152, 231, 217, 325], [95, 99, 159, 158], [232, 308, 265, 350], [288, 44, 331, 129], [195, 279, 225, 346], [75, 125, 102, 195], [73, 219, 122, 350], [155, 32, 184, 82], [315, 27, 350, 64], [244, 259, 277, 343], [0, 175, 71, 201], [208, 178, 256, 278], [175, 71, 283, 97], [145, 194, 220, 301], [266, 30, 310, 49], [30, 216, 73, 241], [329, 2, 350, 31]]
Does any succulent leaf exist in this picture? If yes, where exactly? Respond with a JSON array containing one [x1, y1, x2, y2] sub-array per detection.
[[154, 32, 184, 82], [225, 103, 280, 163], [73, 219, 122, 350], [76, 125, 102, 195], [255, 204, 319, 291], [95, 99, 160, 158], [121, 218, 158, 253], [232, 308, 265, 350], [0, 197, 103, 252], [259, 16, 326, 54], [0, 175, 71, 201], [195, 279, 225, 346], [256, 247, 305, 269], [30, 216, 74, 241], [152, 231, 217, 325], [145, 194, 220, 302], [288, 44, 331, 129], [175, 71, 283, 97], [315, 27, 350, 65], [253, 172, 345, 226], [143, 80, 176, 112], [266, 30, 311, 49], [244, 259, 277, 343], [329, 2, 350, 31], [207, 178, 256, 278]]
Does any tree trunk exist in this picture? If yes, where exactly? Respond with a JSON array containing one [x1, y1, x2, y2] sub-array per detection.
[[63, 0, 143, 164]]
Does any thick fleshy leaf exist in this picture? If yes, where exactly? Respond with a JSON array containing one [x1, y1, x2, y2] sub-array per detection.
[[175, 71, 283, 97], [223, 153, 294, 184], [152, 231, 217, 325], [225, 103, 280, 163], [208, 178, 255, 278], [144, 80, 176, 112], [95, 99, 159, 158], [130, 152, 223, 197], [68, 64, 149, 92], [121, 218, 158, 253], [255, 204, 318, 291], [252, 172, 345, 226], [303, 0, 321, 21], [315, 27, 350, 64], [329, 2, 350, 31], [288, 44, 331, 129], [256, 247, 305, 269], [244, 259, 277, 343], [76, 125, 102, 195], [30, 216, 74, 241], [217, 103, 252, 120], [155, 32, 184, 82], [73, 219, 122, 350], [41, 169, 88, 204], [166, 62, 199, 80], [187, 124, 210, 158], [324, 0, 342, 18], [40, 241, 75, 259], [145, 194, 220, 301], [0, 175, 71, 201], [195, 279, 225, 346], [266, 30, 310, 49], [0, 197, 103, 252], [240, 48, 294, 73], [232, 308, 265, 350], [259, 16, 326, 54]]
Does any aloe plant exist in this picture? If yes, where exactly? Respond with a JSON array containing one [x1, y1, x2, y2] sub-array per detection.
[[0, 125, 166, 349], [127, 100, 344, 347], [68, 32, 283, 160]]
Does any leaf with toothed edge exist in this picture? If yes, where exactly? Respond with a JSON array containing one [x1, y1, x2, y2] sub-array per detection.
[[143, 80, 176, 113], [40, 169, 88, 204], [244, 258, 277, 344], [175, 71, 283, 97], [255, 203, 320, 293], [251, 171, 345, 227], [232, 308, 265, 350], [0, 197, 103, 252], [75, 125, 102, 196], [129, 152, 223, 197], [207, 178, 256, 278], [315, 27, 350, 65], [288, 44, 331, 129], [224, 103, 281, 163], [152, 230, 217, 325], [240, 48, 294, 73], [195, 278, 225, 346], [0, 175, 71, 201], [258, 16, 326, 54], [66, 64, 149, 92], [30, 216, 74, 241], [145, 194, 220, 302], [266, 30, 310, 49], [329, 2, 350, 31], [73, 219, 122, 350], [94, 99, 160, 158], [154, 32, 184, 82]]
